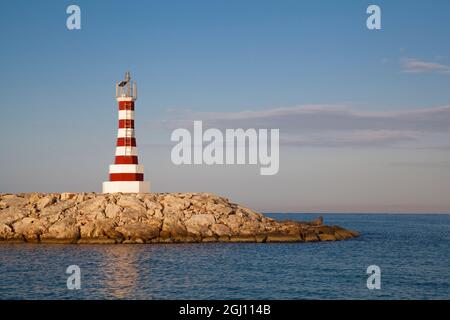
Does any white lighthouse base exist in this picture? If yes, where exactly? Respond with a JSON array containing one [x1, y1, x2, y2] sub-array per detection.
[[102, 181, 150, 193]]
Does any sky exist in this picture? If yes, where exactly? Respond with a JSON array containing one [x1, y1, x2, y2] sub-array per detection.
[[1, 0, 450, 213]]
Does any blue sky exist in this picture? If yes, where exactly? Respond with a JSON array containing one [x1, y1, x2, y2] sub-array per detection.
[[1, 0, 450, 212]]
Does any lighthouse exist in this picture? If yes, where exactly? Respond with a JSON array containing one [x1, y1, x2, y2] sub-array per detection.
[[102, 72, 150, 193]]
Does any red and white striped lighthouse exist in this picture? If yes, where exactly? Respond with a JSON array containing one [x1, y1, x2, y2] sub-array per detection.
[[102, 72, 150, 193]]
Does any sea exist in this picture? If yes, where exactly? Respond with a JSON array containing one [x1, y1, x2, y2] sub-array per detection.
[[0, 214, 449, 300]]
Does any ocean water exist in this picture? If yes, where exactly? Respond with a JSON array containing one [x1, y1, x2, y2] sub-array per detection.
[[0, 214, 449, 300]]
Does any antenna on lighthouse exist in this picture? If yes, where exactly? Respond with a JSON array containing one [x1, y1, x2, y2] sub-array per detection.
[[125, 71, 131, 83], [116, 71, 137, 100]]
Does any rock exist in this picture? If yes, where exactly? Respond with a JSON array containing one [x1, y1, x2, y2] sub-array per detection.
[[185, 214, 215, 236], [28, 193, 41, 205], [318, 233, 336, 241], [75, 193, 85, 203], [191, 193, 215, 202], [236, 207, 253, 218], [255, 234, 267, 243], [79, 223, 95, 238], [0, 195, 28, 208], [0, 223, 15, 240], [41, 217, 79, 242], [240, 221, 264, 235], [278, 221, 304, 235], [144, 198, 162, 211], [161, 216, 189, 240], [12, 217, 47, 241], [315, 225, 336, 235], [211, 223, 232, 237], [311, 216, 323, 226], [240, 208, 263, 221], [147, 218, 162, 230], [40, 200, 76, 218], [61, 192, 76, 201], [116, 222, 159, 241], [36, 196, 55, 210], [40, 211, 61, 225], [118, 208, 147, 224], [162, 195, 190, 210], [267, 232, 302, 242], [105, 203, 122, 219], [229, 235, 256, 243], [1, 194, 18, 199], [162, 205, 185, 218], [223, 214, 244, 233], [202, 236, 218, 243], [117, 195, 145, 211], [188, 200, 207, 214], [122, 238, 144, 244], [0, 207, 29, 225], [77, 238, 116, 244], [79, 219, 120, 240], [0, 192, 359, 244], [334, 228, 359, 239], [303, 231, 319, 242], [77, 196, 106, 213], [207, 203, 233, 216], [152, 209, 163, 220]]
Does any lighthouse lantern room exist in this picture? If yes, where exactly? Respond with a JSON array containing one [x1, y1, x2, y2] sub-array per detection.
[[102, 72, 150, 193]]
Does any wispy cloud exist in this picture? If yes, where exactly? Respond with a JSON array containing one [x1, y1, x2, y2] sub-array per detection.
[[279, 130, 418, 148], [152, 104, 450, 132], [401, 58, 450, 74], [144, 104, 450, 148], [389, 160, 450, 168]]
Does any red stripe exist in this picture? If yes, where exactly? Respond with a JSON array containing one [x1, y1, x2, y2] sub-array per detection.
[[116, 138, 136, 147], [115, 156, 138, 164], [110, 173, 144, 181], [119, 119, 134, 128], [119, 101, 134, 110]]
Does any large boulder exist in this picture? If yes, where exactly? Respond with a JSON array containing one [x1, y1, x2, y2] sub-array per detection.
[[36, 196, 56, 210], [0, 223, 16, 240], [211, 223, 232, 237], [185, 214, 216, 236], [0, 207, 29, 225], [0, 195, 28, 208], [105, 203, 122, 219], [160, 216, 188, 240], [77, 196, 106, 213], [161, 195, 191, 211], [222, 214, 244, 233], [41, 217, 80, 242], [206, 203, 233, 216], [12, 217, 47, 241], [118, 207, 147, 225], [79, 219, 120, 240], [117, 195, 145, 211], [116, 222, 160, 241]]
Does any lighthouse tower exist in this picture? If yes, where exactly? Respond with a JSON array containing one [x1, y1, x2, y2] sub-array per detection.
[[102, 72, 150, 193]]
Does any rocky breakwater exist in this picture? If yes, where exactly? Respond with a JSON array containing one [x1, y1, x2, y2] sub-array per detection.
[[0, 193, 359, 244]]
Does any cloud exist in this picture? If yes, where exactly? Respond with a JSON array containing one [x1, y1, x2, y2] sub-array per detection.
[[389, 160, 450, 168], [280, 130, 418, 148], [145, 104, 450, 148], [401, 58, 450, 74], [153, 104, 450, 132]]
